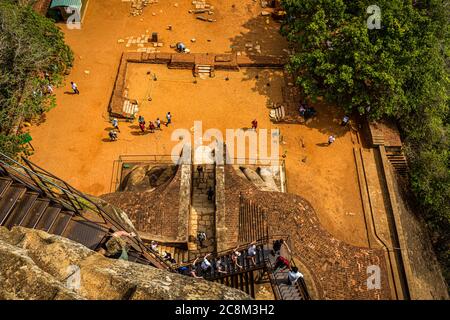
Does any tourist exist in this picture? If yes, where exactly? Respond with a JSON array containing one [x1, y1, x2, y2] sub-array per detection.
[[341, 115, 350, 126], [98, 230, 136, 260], [207, 186, 214, 201], [251, 119, 258, 130], [287, 266, 304, 285], [112, 118, 120, 132], [190, 257, 203, 279], [200, 253, 213, 276], [177, 265, 190, 276], [273, 255, 290, 273], [271, 239, 291, 256], [150, 240, 158, 252], [197, 231, 207, 248], [47, 84, 54, 94], [148, 121, 155, 133], [139, 119, 146, 133], [156, 118, 162, 130], [327, 135, 336, 145], [247, 241, 258, 266], [166, 112, 172, 126], [231, 247, 243, 269], [138, 115, 145, 124], [109, 130, 118, 141], [197, 165, 204, 179], [176, 42, 186, 53], [71, 81, 79, 94], [298, 104, 306, 117], [215, 258, 227, 274]]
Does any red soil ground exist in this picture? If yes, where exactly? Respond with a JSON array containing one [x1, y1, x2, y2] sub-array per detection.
[[29, 0, 368, 247]]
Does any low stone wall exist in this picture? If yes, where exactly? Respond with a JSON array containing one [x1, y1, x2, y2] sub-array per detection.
[[108, 52, 288, 118]]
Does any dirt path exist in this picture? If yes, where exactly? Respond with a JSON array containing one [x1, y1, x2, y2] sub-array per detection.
[[29, 0, 369, 247]]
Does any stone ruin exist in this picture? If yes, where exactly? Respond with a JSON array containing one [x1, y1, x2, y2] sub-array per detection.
[[129, 0, 158, 17]]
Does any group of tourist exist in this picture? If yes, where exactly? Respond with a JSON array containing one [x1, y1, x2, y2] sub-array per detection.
[[270, 239, 304, 286], [176, 239, 303, 287], [108, 112, 172, 141], [297, 100, 351, 147], [298, 101, 317, 120]]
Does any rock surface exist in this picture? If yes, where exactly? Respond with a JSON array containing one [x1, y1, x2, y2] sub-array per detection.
[[0, 227, 251, 300]]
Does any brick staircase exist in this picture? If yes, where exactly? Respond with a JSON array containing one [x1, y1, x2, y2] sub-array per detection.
[[238, 195, 269, 244]]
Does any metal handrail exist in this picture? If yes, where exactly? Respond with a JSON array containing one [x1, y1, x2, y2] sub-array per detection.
[[0, 152, 173, 271]]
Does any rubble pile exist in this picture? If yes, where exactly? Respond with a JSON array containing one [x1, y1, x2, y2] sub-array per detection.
[[118, 32, 164, 53], [189, 0, 216, 22], [130, 0, 158, 17]]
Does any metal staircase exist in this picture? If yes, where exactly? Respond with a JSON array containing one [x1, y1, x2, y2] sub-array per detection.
[[0, 152, 172, 270], [175, 237, 310, 300]]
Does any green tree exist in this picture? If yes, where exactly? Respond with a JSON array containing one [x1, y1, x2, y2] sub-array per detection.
[[0, 0, 73, 156], [282, 0, 450, 286]]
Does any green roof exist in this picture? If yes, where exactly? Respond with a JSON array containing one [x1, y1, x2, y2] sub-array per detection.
[[50, 0, 82, 9]]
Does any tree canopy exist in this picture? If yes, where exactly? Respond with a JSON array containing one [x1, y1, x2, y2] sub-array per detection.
[[281, 0, 450, 285], [0, 0, 73, 157]]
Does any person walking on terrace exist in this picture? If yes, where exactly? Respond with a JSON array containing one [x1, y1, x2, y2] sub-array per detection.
[[139, 121, 146, 133], [327, 135, 336, 146], [109, 130, 118, 141], [166, 112, 172, 126], [71, 82, 80, 94], [156, 118, 162, 130], [341, 115, 350, 126], [112, 118, 120, 132], [148, 121, 155, 133]]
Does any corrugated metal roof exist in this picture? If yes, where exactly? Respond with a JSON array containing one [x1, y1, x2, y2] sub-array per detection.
[[50, 0, 82, 9]]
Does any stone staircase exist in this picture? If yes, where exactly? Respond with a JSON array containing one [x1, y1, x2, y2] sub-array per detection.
[[385, 147, 408, 177], [194, 64, 215, 79], [269, 105, 286, 122], [188, 164, 216, 258]]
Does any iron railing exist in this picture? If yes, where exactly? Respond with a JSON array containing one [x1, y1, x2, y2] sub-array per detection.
[[172, 235, 310, 300], [0, 152, 173, 271]]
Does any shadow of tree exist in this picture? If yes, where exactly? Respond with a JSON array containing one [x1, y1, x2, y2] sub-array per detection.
[[228, 13, 350, 138]]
